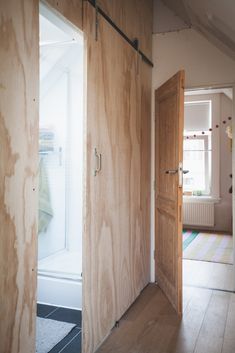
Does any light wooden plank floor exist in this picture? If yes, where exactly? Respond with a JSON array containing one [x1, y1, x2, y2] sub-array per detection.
[[96, 284, 235, 353], [183, 259, 234, 291]]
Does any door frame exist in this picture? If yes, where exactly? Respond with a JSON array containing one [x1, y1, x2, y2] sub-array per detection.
[[151, 82, 235, 291], [37, 0, 86, 333]]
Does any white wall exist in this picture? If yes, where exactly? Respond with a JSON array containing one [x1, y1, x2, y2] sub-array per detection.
[[218, 94, 233, 232], [152, 28, 235, 90]]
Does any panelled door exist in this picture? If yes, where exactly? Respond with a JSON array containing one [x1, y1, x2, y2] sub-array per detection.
[[155, 71, 185, 315], [83, 3, 147, 353]]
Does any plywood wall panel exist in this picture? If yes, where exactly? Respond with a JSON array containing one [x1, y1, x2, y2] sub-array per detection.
[[46, 0, 83, 30], [97, 0, 153, 59], [0, 1, 39, 352], [83, 3, 151, 353]]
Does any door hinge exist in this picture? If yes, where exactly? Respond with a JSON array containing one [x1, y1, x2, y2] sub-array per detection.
[[154, 250, 156, 259]]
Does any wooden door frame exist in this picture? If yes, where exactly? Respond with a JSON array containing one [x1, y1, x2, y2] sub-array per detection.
[[151, 81, 235, 291]]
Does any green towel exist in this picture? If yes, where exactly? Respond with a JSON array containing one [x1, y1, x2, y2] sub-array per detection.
[[38, 157, 53, 233]]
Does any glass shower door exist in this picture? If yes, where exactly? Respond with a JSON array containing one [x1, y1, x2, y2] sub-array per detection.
[[38, 71, 67, 261], [38, 6, 83, 309]]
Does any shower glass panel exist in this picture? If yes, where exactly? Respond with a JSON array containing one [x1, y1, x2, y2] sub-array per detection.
[[38, 6, 83, 286]]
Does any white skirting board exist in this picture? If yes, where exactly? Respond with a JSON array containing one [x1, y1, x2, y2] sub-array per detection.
[[37, 275, 82, 310], [183, 201, 215, 227]]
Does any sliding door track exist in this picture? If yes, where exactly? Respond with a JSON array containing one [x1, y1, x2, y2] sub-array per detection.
[[86, 0, 154, 67]]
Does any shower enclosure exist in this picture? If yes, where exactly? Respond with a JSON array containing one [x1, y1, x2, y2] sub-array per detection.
[[37, 3, 84, 309]]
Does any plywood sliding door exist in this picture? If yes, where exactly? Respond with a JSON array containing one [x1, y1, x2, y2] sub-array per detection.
[[0, 1, 39, 352], [83, 3, 150, 353]]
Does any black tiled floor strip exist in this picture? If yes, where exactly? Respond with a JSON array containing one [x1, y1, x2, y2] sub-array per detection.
[[49, 328, 81, 353], [37, 304, 82, 353]]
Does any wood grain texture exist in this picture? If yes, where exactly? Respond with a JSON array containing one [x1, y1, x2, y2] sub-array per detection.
[[45, 0, 83, 30], [195, 291, 230, 353], [155, 71, 185, 315], [97, 0, 153, 59], [0, 1, 39, 352], [140, 60, 152, 288], [83, 3, 151, 353]]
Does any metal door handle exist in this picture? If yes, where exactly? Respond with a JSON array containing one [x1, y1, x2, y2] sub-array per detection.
[[166, 163, 188, 186], [94, 148, 102, 176], [166, 169, 189, 175], [165, 169, 178, 174]]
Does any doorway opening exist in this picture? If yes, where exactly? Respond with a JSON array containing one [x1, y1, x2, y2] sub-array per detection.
[[182, 87, 234, 292], [37, 3, 84, 352]]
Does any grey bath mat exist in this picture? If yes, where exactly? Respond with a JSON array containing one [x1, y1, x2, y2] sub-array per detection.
[[36, 317, 76, 353]]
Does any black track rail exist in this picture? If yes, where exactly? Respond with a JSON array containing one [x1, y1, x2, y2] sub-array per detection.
[[86, 0, 154, 67]]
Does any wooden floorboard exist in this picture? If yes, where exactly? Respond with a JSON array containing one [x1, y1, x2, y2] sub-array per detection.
[[166, 287, 212, 353], [222, 294, 235, 353], [96, 284, 235, 353], [194, 290, 230, 353], [183, 259, 234, 291]]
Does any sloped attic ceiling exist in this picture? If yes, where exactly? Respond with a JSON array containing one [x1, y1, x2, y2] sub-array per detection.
[[161, 0, 235, 60]]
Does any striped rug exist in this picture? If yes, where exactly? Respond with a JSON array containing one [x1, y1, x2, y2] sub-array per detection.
[[183, 230, 199, 250], [183, 232, 233, 264]]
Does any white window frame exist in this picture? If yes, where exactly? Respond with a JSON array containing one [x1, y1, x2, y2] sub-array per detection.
[[183, 133, 211, 195], [183, 97, 220, 201]]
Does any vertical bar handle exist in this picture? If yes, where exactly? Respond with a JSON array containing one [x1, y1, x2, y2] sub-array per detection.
[[94, 148, 102, 176], [178, 162, 183, 187]]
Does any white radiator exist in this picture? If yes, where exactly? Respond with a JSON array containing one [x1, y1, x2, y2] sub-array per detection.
[[183, 201, 214, 227]]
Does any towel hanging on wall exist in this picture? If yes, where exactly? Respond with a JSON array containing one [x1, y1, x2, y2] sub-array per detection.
[[38, 157, 53, 233]]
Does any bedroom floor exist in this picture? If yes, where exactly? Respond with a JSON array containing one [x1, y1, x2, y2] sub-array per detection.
[[183, 259, 234, 291], [183, 230, 234, 292]]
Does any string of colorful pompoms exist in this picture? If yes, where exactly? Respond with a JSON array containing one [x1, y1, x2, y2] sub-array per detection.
[[185, 116, 232, 139]]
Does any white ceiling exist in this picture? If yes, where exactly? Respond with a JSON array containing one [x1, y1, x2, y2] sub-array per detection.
[[39, 13, 83, 81], [185, 88, 233, 100], [40, 14, 72, 45], [156, 0, 235, 60], [153, 0, 189, 34]]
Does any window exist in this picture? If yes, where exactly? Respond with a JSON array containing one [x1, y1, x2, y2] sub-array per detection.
[[183, 100, 212, 196], [183, 133, 211, 195]]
